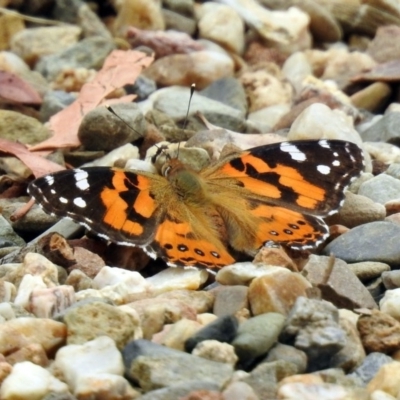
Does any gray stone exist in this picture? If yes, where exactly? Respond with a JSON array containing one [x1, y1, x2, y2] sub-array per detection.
[[35, 36, 115, 80], [349, 352, 394, 385], [232, 312, 285, 367], [39, 90, 76, 122], [78, 103, 145, 151], [139, 380, 220, 400], [328, 192, 386, 228], [0, 216, 25, 247], [123, 340, 233, 391], [152, 86, 246, 132], [242, 360, 298, 399], [361, 112, 400, 145], [163, 9, 196, 35], [347, 261, 391, 282], [323, 221, 400, 266], [200, 77, 248, 115], [382, 270, 400, 289], [358, 174, 400, 204], [302, 255, 378, 310], [280, 297, 346, 371], [213, 285, 249, 317], [263, 343, 307, 374]]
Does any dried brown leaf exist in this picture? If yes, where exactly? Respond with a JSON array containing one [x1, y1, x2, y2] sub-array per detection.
[[0, 71, 42, 104], [29, 50, 154, 151], [0, 138, 64, 177]]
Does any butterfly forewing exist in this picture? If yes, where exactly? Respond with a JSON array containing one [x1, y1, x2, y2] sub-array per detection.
[[214, 140, 364, 216], [28, 167, 161, 246]]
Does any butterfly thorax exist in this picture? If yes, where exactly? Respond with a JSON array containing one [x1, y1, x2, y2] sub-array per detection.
[[163, 159, 208, 202]]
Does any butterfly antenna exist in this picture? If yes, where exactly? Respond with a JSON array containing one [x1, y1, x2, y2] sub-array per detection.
[[178, 83, 196, 158], [106, 104, 162, 154]]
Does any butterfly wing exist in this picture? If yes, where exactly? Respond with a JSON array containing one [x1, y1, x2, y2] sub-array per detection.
[[202, 139, 364, 250], [147, 211, 235, 268], [28, 167, 163, 247]]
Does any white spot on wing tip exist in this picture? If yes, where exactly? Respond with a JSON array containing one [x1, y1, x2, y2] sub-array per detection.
[[280, 143, 307, 162], [73, 197, 86, 208], [44, 175, 55, 186], [319, 140, 330, 149], [317, 165, 331, 175], [74, 170, 90, 191]]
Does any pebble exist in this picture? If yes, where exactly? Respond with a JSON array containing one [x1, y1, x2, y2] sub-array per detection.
[[263, 343, 308, 374], [280, 297, 347, 371], [288, 102, 363, 145], [359, 174, 400, 204], [0, 110, 50, 145], [63, 299, 141, 349], [212, 285, 249, 317], [157, 289, 214, 314], [367, 362, 400, 397], [143, 50, 235, 90], [54, 336, 136, 399], [0, 361, 69, 400], [154, 318, 201, 351], [10, 26, 82, 65], [0, 317, 66, 356], [323, 221, 400, 265], [0, 215, 25, 248], [380, 289, 400, 321], [361, 112, 400, 144], [241, 360, 298, 399], [358, 310, 400, 354], [302, 255, 378, 310], [350, 352, 394, 385], [347, 261, 391, 282], [328, 192, 386, 228], [197, 3, 245, 55], [139, 380, 220, 400], [78, 103, 145, 151], [35, 36, 115, 81], [248, 267, 311, 315], [185, 314, 238, 352], [147, 86, 246, 132], [232, 312, 286, 366], [382, 270, 400, 289], [123, 339, 234, 391], [123, 297, 197, 339], [240, 65, 293, 112], [192, 340, 238, 365]]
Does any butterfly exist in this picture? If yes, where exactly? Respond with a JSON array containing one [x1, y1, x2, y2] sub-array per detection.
[[28, 139, 364, 269]]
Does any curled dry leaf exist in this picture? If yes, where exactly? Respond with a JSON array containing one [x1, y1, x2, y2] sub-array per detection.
[[0, 71, 42, 104], [29, 50, 154, 151], [0, 138, 64, 178], [126, 27, 204, 58]]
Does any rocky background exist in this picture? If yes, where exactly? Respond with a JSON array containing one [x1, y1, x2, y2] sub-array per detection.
[[1, 0, 400, 399]]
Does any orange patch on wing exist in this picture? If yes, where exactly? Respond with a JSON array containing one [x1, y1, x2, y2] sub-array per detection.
[[276, 165, 326, 207], [133, 188, 156, 218], [155, 218, 235, 267]]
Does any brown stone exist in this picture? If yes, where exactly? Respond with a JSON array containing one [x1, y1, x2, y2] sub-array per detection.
[[248, 267, 311, 315], [357, 310, 400, 353], [253, 246, 298, 271]]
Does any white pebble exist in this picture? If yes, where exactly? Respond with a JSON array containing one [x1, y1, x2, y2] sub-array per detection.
[[0, 361, 69, 400]]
